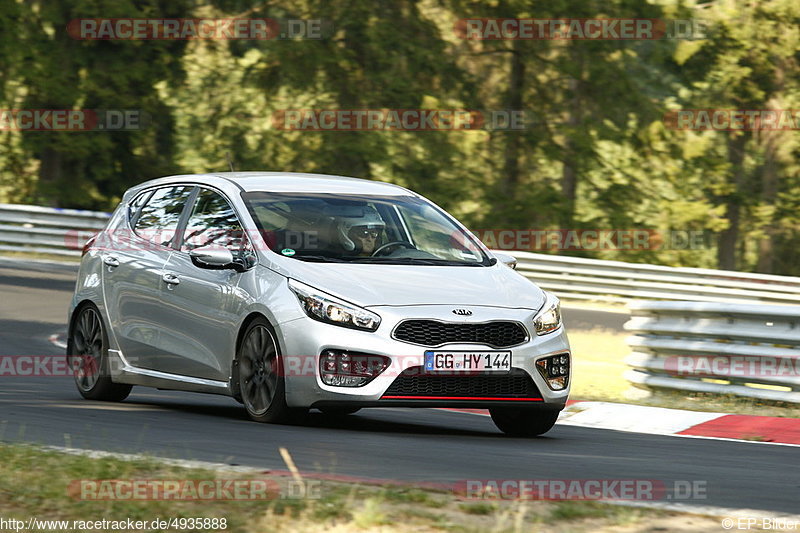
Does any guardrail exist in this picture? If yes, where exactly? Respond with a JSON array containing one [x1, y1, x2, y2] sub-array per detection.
[[2, 202, 800, 307], [0, 203, 110, 257], [624, 301, 800, 403], [511, 250, 800, 305]]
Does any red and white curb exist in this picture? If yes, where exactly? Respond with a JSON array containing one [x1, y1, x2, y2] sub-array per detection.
[[558, 401, 724, 435], [558, 401, 800, 446], [445, 401, 800, 446], [49, 333, 68, 350]]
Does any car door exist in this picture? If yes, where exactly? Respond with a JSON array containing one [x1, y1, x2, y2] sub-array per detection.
[[102, 185, 195, 372], [156, 187, 256, 381]]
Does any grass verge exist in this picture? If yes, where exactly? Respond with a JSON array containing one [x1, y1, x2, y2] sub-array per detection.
[[0, 443, 729, 533], [0, 250, 81, 264]]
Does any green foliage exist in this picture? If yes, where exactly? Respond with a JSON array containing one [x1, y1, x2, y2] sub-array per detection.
[[2, 0, 800, 274], [5, 0, 190, 208]]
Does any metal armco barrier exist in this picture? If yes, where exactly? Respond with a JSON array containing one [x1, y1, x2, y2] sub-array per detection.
[[2, 202, 800, 308], [510, 250, 800, 305], [0, 203, 110, 257], [624, 301, 800, 403]]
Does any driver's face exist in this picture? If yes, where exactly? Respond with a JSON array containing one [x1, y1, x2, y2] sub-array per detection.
[[350, 226, 380, 255]]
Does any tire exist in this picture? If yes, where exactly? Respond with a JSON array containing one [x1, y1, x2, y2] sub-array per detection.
[[489, 407, 560, 437], [319, 407, 361, 416], [67, 304, 132, 402], [237, 317, 306, 424]]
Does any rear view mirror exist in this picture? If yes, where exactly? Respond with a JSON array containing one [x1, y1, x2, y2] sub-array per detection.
[[189, 246, 235, 269], [493, 252, 517, 269]]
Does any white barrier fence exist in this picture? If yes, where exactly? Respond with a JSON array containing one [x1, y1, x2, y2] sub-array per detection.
[[2, 202, 800, 306], [624, 301, 800, 403], [511, 250, 800, 306], [0, 203, 110, 257]]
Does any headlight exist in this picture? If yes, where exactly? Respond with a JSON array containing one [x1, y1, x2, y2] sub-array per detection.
[[533, 295, 561, 336], [288, 279, 381, 332]]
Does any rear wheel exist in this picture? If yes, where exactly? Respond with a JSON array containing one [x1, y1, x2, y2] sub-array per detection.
[[489, 407, 559, 437], [237, 318, 306, 424], [68, 304, 132, 402]]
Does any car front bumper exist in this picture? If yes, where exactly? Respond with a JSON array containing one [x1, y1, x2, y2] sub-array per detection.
[[275, 304, 571, 409]]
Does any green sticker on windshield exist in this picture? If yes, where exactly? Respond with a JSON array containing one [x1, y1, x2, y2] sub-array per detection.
[[281, 248, 296, 256]]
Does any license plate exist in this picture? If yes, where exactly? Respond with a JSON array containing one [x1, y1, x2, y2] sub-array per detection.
[[424, 351, 511, 373]]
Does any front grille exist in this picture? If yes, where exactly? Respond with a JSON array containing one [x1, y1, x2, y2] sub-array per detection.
[[393, 320, 528, 348], [383, 367, 541, 399]]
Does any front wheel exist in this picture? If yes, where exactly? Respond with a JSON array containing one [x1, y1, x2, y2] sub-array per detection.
[[489, 407, 560, 437], [68, 304, 132, 402], [237, 318, 306, 424]]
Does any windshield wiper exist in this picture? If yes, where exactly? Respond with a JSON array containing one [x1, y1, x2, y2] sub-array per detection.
[[290, 254, 352, 263], [353, 257, 485, 266]]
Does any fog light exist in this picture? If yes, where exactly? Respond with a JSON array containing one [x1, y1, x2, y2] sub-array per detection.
[[535, 353, 570, 391], [321, 352, 334, 369], [319, 350, 390, 387]]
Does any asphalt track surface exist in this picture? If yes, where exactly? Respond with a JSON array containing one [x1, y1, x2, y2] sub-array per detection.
[[0, 258, 796, 514]]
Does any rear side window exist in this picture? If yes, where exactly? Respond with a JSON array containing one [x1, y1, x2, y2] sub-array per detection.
[[134, 186, 194, 247], [127, 190, 151, 223]]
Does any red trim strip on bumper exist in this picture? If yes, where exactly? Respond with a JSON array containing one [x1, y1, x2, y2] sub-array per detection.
[[381, 395, 543, 401]]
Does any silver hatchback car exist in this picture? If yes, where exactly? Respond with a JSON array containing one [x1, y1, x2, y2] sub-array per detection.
[[68, 172, 571, 436]]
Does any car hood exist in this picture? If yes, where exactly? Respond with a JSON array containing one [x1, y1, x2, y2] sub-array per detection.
[[275, 261, 546, 309]]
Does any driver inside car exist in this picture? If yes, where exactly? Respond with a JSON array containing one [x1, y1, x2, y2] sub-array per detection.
[[336, 206, 386, 257]]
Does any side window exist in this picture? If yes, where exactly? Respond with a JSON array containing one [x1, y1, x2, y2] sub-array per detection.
[[182, 188, 254, 263], [127, 190, 151, 224], [134, 186, 194, 247]]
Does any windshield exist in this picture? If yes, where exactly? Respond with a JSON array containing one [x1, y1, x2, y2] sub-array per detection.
[[241, 192, 490, 266]]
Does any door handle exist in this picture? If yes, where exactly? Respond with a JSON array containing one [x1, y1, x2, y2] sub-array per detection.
[[102, 256, 119, 268], [162, 273, 181, 287]]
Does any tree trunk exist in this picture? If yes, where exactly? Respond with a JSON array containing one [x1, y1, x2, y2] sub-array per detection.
[[501, 40, 524, 198], [37, 146, 62, 207], [756, 133, 779, 273], [561, 76, 580, 225], [717, 133, 748, 270], [561, 43, 583, 226], [755, 77, 786, 273]]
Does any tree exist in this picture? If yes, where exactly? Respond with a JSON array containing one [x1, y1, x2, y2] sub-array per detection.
[[18, 0, 190, 208], [670, 0, 800, 271]]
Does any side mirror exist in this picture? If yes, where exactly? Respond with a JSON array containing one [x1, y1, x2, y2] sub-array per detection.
[[493, 252, 517, 270], [189, 246, 235, 269]]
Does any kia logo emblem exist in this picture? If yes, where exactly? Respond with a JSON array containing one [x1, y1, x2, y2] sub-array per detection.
[[452, 309, 472, 316]]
